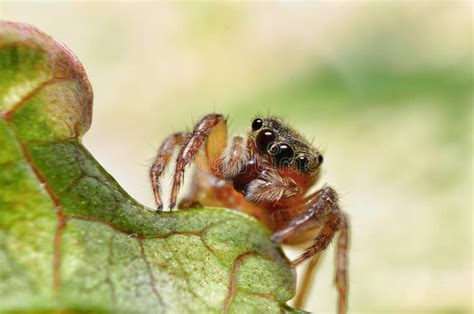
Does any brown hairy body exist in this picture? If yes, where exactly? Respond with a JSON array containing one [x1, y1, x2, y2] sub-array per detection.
[[150, 113, 350, 313]]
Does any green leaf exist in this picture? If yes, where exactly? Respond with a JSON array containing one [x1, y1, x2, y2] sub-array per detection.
[[0, 20, 296, 313]]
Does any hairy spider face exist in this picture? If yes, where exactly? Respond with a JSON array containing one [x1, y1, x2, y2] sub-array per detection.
[[249, 117, 323, 175]]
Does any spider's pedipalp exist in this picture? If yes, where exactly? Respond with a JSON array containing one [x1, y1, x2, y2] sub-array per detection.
[[245, 169, 299, 203], [220, 136, 249, 179]]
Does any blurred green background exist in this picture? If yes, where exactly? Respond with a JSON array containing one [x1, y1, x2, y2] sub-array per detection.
[[1, 2, 472, 313]]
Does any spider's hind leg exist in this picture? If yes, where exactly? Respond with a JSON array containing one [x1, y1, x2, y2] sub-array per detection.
[[293, 252, 322, 309], [272, 187, 350, 314]]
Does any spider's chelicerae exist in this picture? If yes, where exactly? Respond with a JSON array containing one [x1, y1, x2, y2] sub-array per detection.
[[150, 113, 350, 313]]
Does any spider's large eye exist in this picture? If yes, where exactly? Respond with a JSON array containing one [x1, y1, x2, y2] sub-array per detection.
[[256, 129, 276, 151], [252, 118, 263, 131], [296, 155, 309, 172], [269, 143, 294, 167]]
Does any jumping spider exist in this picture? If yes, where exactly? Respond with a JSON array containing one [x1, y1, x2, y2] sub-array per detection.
[[150, 114, 349, 313]]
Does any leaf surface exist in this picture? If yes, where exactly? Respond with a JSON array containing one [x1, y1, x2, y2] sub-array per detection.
[[0, 20, 295, 313]]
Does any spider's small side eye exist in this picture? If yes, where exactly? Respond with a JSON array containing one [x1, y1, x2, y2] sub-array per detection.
[[318, 155, 324, 164], [256, 129, 276, 151], [252, 118, 263, 131], [296, 155, 309, 172]]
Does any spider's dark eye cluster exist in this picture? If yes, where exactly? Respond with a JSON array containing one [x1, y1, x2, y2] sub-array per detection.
[[252, 118, 263, 131], [256, 129, 276, 151], [269, 143, 294, 166], [255, 126, 296, 167]]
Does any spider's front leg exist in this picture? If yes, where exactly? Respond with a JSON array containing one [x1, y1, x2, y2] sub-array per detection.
[[150, 114, 227, 210], [178, 136, 249, 209], [272, 187, 350, 314], [150, 132, 189, 210], [168, 114, 227, 209]]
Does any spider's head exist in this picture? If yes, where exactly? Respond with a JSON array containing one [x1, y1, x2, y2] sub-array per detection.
[[248, 117, 323, 177]]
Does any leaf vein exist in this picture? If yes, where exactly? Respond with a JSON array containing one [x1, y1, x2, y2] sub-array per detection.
[[137, 238, 165, 308], [1, 120, 67, 292], [3, 76, 69, 120]]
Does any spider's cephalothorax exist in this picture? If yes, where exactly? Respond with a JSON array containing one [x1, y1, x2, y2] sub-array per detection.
[[249, 117, 323, 174], [150, 114, 349, 313], [231, 117, 324, 206]]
